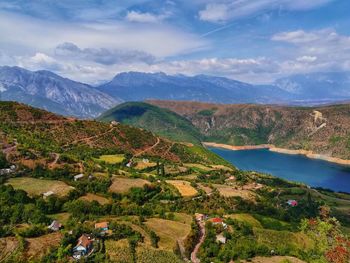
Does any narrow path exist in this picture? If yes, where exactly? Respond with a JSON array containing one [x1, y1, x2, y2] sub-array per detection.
[[191, 221, 206, 263], [48, 153, 60, 169], [133, 137, 160, 158], [63, 127, 116, 147]]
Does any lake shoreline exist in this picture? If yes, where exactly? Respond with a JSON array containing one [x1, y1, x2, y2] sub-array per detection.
[[203, 142, 350, 166]]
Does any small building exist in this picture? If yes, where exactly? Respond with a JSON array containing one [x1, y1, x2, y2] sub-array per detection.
[[287, 200, 298, 207], [142, 158, 149, 163], [48, 220, 62, 231], [95, 222, 109, 233], [73, 234, 93, 259], [74, 174, 84, 181], [216, 233, 227, 244], [209, 218, 227, 229], [126, 160, 133, 168], [110, 121, 119, 126], [43, 191, 54, 198]]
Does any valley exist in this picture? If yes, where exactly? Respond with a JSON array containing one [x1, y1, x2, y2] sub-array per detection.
[[1, 101, 350, 263]]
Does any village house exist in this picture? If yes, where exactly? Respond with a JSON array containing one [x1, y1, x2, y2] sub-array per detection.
[[216, 233, 227, 244], [287, 199, 298, 207], [73, 234, 93, 259], [126, 160, 133, 167], [95, 221, 109, 234], [208, 217, 227, 229], [48, 220, 62, 232], [0, 165, 16, 176], [74, 174, 84, 181]]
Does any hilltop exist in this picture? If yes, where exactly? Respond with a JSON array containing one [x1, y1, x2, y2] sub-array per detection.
[[149, 100, 350, 160], [98, 102, 202, 145], [0, 101, 227, 167]]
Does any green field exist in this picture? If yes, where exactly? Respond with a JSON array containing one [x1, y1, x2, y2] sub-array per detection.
[[98, 154, 125, 164], [6, 177, 74, 197]]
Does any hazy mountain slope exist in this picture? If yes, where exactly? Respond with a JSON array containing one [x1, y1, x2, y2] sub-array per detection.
[[97, 72, 290, 104], [98, 102, 202, 144], [274, 72, 350, 104], [149, 100, 350, 160], [0, 66, 121, 118]]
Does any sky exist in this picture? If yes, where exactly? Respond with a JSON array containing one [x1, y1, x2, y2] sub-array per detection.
[[0, 0, 350, 84]]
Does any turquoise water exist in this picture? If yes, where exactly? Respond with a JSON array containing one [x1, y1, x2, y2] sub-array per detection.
[[209, 147, 350, 193]]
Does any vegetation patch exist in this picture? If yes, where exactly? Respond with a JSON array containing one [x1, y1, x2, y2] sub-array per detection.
[[109, 177, 150, 194], [78, 193, 110, 205], [166, 180, 198, 197], [98, 154, 125, 164], [145, 218, 191, 250], [225, 213, 263, 228], [213, 184, 256, 200], [25, 232, 62, 259], [6, 177, 74, 197]]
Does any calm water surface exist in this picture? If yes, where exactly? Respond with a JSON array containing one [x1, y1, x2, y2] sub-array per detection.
[[209, 147, 350, 193]]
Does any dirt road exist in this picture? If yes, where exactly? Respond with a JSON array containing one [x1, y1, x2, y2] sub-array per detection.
[[191, 220, 206, 263]]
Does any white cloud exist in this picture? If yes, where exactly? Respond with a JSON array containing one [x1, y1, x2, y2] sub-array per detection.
[[126, 10, 170, 23], [55, 42, 156, 65], [198, 0, 334, 23], [0, 10, 207, 58], [296, 56, 317, 63], [199, 4, 230, 23]]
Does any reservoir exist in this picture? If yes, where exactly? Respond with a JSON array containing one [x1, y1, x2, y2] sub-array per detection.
[[209, 147, 350, 193]]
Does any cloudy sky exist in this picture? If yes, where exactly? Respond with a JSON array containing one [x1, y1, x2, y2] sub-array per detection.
[[0, 0, 349, 84]]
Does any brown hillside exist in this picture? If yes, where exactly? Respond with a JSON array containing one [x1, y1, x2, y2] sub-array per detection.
[[148, 100, 350, 159]]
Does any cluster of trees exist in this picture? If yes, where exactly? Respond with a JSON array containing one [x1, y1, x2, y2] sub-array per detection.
[[0, 185, 49, 236]]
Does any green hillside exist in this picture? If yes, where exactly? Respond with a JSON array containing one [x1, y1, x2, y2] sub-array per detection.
[[98, 102, 202, 145]]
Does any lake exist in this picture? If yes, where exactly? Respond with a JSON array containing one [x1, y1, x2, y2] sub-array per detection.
[[209, 147, 350, 193]]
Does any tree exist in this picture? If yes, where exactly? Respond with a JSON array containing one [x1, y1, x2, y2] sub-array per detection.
[[0, 152, 8, 169], [150, 230, 160, 248]]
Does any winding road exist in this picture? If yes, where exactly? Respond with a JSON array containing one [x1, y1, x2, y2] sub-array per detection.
[[191, 220, 206, 263]]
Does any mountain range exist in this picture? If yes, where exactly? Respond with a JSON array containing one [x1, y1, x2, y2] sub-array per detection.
[[1, 66, 350, 118], [0, 66, 120, 118]]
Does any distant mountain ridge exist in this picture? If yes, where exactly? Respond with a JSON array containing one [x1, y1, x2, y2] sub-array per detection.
[[97, 71, 291, 104], [2, 66, 350, 118], [0, 66, 120, 118]]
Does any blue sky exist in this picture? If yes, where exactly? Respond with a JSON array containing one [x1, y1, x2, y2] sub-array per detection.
[[0, 0, 349, 84]]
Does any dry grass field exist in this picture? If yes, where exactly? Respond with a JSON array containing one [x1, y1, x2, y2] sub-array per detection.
[[198, 183, 213, 194], [98, 154, 125, 164], [79, 193, 110, 205], [0, 237, 19, 262], [25, 232, 63, 259], [134, 161, 157, 170], [105, 239, 133, 263], [6, 177, 74, 197], [213, 184, 255, 201], [145, 218, 191, 250], [166, 180, 198, 197], [109, 177, 150, 193]]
